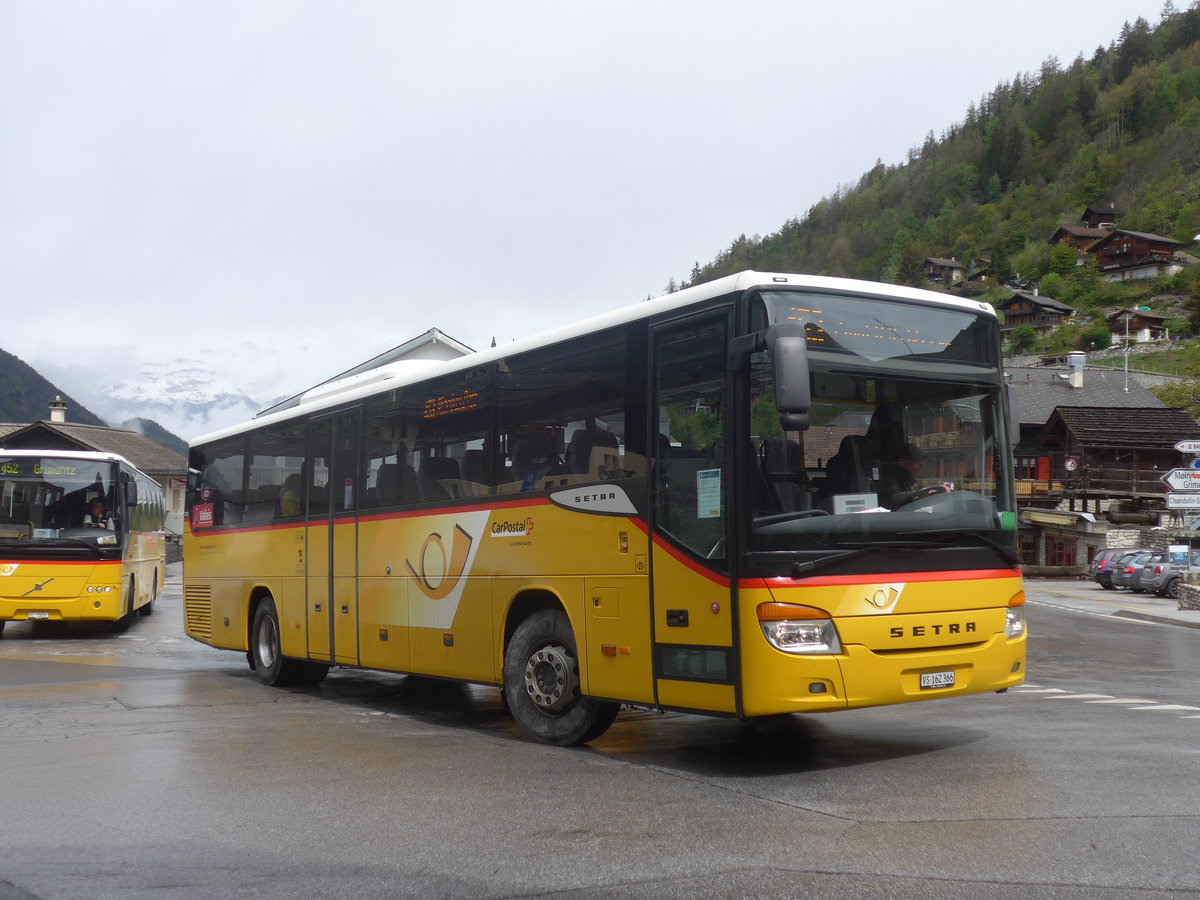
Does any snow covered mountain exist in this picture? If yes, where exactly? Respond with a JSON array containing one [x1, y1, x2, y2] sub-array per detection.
[[39, 357, 277, 444]]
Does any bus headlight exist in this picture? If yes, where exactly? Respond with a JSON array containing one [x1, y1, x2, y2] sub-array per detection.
[[1006, 592, 1026, 639], [757, 602, 842, 654]]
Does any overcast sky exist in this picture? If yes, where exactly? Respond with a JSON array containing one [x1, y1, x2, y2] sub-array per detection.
[[1, 0, 1167, 439]]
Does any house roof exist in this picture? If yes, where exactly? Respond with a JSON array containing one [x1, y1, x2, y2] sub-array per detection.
[[1005, 365, 1164, 426], [0, 421, 186, 476], [999, 293, 1076, 315], [1106, 308, 1166, 325], [1038, 406, 1200, 450], [1082, 205, 1123, 218], [1091, 229, 1184, 249], [924, 257, 963, 269], [1048, 225, 1109, 244]]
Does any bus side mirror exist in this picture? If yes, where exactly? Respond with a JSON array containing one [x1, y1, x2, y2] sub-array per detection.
[[765, 324, 811, 431], [1006, 383, 1020, 446], [125, 482, 139, 506]]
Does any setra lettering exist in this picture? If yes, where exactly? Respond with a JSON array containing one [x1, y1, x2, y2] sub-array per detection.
[[889, 622, 976, 639], [574, 492, 615, 504]]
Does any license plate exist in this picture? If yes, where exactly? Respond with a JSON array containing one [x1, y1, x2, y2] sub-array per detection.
[[920, 670, 955, 689]]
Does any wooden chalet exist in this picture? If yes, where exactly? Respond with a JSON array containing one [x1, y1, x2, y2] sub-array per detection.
[[1047, 225, 1109, 251], [923, 257, 964, 285], [1106, 308, 1167, 344], [1080, 205, 1123, 229], [997, 292, 1075, 335], [1089, 229, 1187, 282], [1035, 406, 1200, 507]]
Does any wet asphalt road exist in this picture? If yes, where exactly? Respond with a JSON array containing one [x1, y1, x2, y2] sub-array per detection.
[[1, 573, 1198, 899]]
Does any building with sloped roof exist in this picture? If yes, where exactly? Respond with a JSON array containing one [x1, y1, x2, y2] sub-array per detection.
[[1006, 357, 1200, 571], [0, 399, 187, 535]]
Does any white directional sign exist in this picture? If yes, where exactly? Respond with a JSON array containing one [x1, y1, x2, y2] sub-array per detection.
[[1167, 493, 1200, 509], [1161, 468, 1200, 491], [1175, 440, 1200, 453]]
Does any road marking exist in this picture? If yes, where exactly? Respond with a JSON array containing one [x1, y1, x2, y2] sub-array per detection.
[[1085, 698, 1155, 704], [1013, 683, 1198, 720], [1046, 693, 1112, 700]]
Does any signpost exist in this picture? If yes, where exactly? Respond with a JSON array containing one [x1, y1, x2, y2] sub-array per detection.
[[1159, 468, 1200, 491], [1166, 493, 1200, 510], [1165, 440, 1200, 519]]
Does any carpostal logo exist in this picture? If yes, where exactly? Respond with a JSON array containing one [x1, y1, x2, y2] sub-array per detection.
[[491, 516, 534, 538], [406, 524, 476, 601]]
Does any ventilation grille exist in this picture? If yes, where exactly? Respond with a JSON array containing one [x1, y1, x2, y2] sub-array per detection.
[[184, 583, 213, 640]]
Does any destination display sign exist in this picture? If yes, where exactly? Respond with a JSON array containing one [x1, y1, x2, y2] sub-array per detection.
[[1160, 468, 1200, 491], [1166, 493, 1200, 509]]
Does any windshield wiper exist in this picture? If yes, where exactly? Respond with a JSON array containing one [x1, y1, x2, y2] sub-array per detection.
[[791, 541, 935, 577], [893, 528, 1021, 565]]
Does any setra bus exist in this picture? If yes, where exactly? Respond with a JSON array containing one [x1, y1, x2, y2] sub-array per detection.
[[183, 271, 1026, 744], [0, 449, 167, 633]]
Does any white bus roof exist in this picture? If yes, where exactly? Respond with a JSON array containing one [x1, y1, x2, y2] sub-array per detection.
[[191, 271, 997, 448]]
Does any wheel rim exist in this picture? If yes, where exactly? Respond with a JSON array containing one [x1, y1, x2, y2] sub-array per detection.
[[257, 615, 279, 669], [523, 642, 578, 714]]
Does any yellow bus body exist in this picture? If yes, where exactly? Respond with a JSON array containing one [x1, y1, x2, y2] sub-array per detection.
[[184, 499, 1024, 717], [0, 532, 165, 624]]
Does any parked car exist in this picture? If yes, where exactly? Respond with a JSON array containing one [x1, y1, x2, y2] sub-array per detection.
[[1091, 548, 1142, 590], [1126, 552, 1165, 593], [1112, 551, 1155, 590], [1141, 551, 1200, 599]]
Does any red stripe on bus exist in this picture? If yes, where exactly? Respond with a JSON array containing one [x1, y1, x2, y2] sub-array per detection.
[[650, 535, 731, 588], [0, 559, 121, 568], [748, 568, 1021, 588]]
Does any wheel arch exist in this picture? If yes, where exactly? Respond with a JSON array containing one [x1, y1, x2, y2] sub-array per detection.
[[246, 584, 276, 652], [503, 588, 570, 661]]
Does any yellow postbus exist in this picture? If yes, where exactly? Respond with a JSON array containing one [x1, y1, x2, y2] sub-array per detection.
[[183, 271, 1026, 744], [0, 449, 166, 633]]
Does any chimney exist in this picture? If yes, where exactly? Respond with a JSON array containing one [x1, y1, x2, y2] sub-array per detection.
[[49, 396, 67, 423], [1067, 352, 1085, 389]]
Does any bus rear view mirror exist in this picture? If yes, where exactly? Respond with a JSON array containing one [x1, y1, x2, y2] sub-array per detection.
[[765, 324, 811, 431]]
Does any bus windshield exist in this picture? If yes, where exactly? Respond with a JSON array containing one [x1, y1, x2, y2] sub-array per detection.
[[748, 291, 1015, 561], [0, 455, 121, 546]]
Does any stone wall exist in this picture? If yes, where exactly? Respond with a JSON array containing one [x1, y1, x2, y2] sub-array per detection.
[[1179, 582, 1200, 610]]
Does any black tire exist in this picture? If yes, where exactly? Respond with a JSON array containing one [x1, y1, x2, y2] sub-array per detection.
[[250, 595, 327, 687], [0, 620, 6, 636], [503, 609, 619, 746], [1100, 581, 1115, 590], [1166, 578, 1181, 600]]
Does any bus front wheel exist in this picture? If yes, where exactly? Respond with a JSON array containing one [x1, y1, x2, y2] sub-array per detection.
[[503, 609, 619, 746], [250, 596, 329, 687]]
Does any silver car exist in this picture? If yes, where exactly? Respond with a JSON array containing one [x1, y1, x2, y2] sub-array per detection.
[[1140, 551, 1200, 598], [1112, 551, 1154, 590]]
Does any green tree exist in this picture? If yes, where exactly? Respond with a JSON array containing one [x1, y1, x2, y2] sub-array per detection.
[[1008, 325, 1041, 354], [1039, 272, 1064, 297], [1047, 242, 1081, 275], [895, 244, 926, 287], [991, 245, 1014, 285], [1151, 379, 1200, 418]]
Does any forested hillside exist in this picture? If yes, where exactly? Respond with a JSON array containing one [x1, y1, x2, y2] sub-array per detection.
[[674, 6, 1200, 344], [0, 348, 105, 427]]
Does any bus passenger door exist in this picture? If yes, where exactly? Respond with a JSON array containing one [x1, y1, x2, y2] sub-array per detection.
[[650, 312, 738, 715], [306, 411, 361, 666]]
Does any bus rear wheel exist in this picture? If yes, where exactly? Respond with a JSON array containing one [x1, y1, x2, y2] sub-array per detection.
[[503, 609, 619, 746], [251, 596, 329, 687]]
